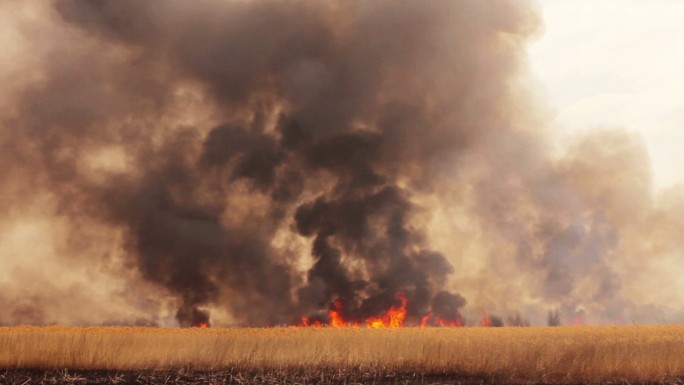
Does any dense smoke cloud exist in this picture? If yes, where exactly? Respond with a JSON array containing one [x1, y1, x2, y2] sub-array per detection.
[[0, 0, 683, 327]]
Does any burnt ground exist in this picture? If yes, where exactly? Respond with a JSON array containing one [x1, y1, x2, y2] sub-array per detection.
[[0, 369, 682, 385], [0, 369, 489, 385]]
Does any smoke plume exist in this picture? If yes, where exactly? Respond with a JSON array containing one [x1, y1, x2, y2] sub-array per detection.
[[1, 0, 683, 327]]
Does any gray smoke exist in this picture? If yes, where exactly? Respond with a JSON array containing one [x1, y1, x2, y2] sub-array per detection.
[[0, 0, 682, 327]]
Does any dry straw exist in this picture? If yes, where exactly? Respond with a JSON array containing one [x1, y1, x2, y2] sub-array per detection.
[[1, 325, 683, 383]]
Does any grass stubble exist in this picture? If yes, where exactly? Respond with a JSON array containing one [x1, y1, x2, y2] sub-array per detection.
[[1, 325, 683, 384]]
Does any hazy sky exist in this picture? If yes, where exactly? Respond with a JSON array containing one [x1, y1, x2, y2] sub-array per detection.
[[530, 0, 684, 188]]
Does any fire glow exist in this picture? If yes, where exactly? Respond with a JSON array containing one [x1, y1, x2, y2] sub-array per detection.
[[298, 292, 471, 328]]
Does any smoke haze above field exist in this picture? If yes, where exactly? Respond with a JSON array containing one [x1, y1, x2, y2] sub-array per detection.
[[0, 0, 683, 327]]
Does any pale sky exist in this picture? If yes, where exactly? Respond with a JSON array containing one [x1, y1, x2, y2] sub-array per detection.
[[530, 0, 684, 188]]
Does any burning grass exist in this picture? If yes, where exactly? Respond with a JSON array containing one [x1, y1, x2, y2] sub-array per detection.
[[1, 325, 684, 384]]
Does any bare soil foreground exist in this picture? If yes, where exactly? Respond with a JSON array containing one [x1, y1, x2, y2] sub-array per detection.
[[1, 326, 684, 384], [0, 369, 493, 385]]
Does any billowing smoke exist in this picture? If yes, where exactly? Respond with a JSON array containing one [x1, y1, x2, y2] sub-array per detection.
[[0, 0, 683, 327]]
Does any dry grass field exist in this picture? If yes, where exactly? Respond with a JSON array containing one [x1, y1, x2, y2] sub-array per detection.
[[1, 325, 684, 384]]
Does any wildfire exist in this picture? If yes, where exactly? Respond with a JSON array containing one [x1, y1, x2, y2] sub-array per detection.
[[420, 312, 433, 327], [366, 292, 408, 328], [300, 316, 322, 327], [480, 311, 492, 327], [572, 310, 587, 326], [299, 292, 464, 328], [328, 300, 351, 327], [420, 312, 463, 327], [196, 322, 209, 329], [295, 296, 558, 328], [299, 293, 409, 328]]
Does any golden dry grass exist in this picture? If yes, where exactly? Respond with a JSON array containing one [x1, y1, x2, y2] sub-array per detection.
[[1, 325, 684, 383]]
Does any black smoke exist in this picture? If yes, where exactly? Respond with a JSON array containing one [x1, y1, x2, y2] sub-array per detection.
[[12, 1, 675, 327], [0, 0, 539, 326]]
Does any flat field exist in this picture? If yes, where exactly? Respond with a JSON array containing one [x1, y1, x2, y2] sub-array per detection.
[[1, 325, 684, 384]]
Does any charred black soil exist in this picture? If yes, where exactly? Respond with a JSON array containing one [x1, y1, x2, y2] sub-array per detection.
[[0, 369, 490, 385], [1, 369, 682, 385]]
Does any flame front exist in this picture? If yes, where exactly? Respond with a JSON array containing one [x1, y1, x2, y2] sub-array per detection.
[[300, 316, 322, 327], [299, 292, 467, 328], [420, 311, 463, 328], [366, 292, 408, 328], [420, 312, 433, 327], [328, 300, 350, 327], [572, 311, 587, 326], [480, 312, 492, 327]]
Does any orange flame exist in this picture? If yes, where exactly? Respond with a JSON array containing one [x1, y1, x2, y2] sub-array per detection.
[[572, 311, 586, 326], [420, 312, 463, 327], [420, 312, 433, 327], [299, 316, 322, 327], [366, 292, 408, 328], [480, 311, 491, 327], [328, 299, 349, 327], [437, 316, 463, 327], [196, 322, 209, 329], [298, 292, 467, 328]]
